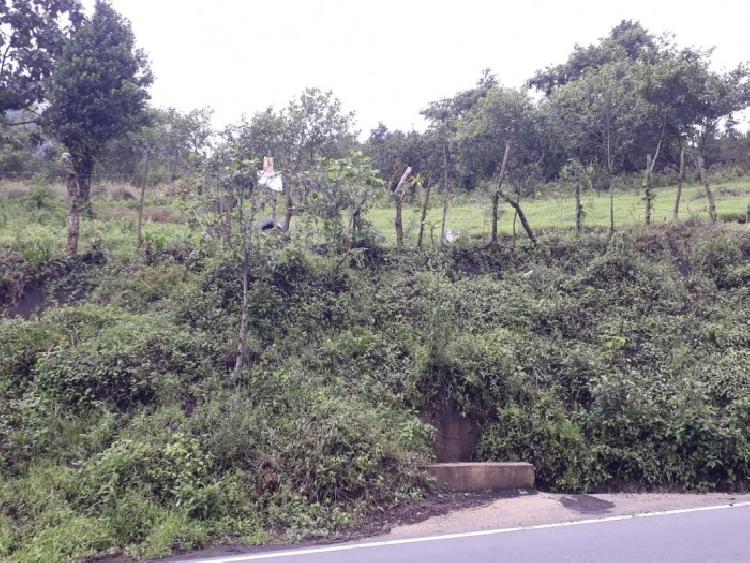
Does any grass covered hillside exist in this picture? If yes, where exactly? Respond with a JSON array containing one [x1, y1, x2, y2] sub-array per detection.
[[1, 188, 748, 560], [370, 179, 750, 244]]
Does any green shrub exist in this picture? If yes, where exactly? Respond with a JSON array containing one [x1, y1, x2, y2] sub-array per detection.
[[130, 510, 208, 559], [19, 512, 113, 562], [0, 513, 13, 557], [191, 387, 432, 517], [476, 391, 607, 492], [0, 224, 748, 558], [79, 430, 214, 512], [33, 312, 216, 409]]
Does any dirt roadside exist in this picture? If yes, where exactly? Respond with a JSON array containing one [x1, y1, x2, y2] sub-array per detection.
[[157, 492, 750, 562], [382, 491, 750, 539]]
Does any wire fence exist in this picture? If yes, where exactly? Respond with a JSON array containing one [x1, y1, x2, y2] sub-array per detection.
[[0, 169, 182, 185]]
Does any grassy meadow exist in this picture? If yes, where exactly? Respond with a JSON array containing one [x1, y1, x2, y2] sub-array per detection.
[[1, 178, 748, 259], [370, 180, 750, 244]]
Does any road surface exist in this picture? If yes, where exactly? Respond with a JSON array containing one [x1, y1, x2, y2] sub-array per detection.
[[180, 502, 750, 563]]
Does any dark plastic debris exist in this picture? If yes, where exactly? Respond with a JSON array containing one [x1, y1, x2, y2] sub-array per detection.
[[258, 218, 283, 231]]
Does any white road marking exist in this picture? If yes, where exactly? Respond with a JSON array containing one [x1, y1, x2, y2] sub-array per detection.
[[181, 501, 750, 562]]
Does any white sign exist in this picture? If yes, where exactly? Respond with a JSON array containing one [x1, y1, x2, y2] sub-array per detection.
[[258, 156, 283, 192]]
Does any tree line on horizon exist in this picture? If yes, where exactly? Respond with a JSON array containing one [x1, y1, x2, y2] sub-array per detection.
[[2, 1, 750, 251]]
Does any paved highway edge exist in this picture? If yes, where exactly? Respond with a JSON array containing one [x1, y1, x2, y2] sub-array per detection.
[[178, 501, 750, 562]]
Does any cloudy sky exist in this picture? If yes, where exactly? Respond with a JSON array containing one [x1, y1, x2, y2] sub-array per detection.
[[98, 0, 749, 133]]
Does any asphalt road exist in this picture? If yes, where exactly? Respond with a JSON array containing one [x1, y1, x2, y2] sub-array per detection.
[[181, 503, 750, 563]]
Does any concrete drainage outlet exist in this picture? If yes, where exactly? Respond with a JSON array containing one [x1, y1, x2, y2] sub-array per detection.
[[426, 462, 535, 492]]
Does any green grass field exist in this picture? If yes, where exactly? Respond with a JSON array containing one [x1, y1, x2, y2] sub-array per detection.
[[369, 180, 750, 244], [0, 178, 747, 258]]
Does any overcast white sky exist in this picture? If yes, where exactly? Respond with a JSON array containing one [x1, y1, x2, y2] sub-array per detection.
[[97, 0, 749, 133]]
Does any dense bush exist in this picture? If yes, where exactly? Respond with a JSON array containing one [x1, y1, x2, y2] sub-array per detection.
[[0, 225, 748, 558]]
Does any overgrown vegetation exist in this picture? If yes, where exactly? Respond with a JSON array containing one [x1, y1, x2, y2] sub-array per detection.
[[1, 3, 749, 560], [1, 218, 748, 559]]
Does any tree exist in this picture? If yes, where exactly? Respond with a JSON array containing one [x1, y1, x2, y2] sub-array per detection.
[[284, 88, 355, 169], [151, 106, 214, 182], [691, 65, 750, 223], [43, 0, 152, 214], [534, 20, 750, 227], [223, 156, 260, 382], [455, 86, 541, 243], [307, 151, 383, 248], [637, 46, 716, 219], [226, 90, 355, 233], [530, 20, 657, 96], [0, 0, 83, 116], [391, 165, 412, 248], [542, 61, 650, 234]]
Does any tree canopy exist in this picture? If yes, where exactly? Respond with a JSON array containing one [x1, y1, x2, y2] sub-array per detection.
[[42, 0, 152, 174], [0, 0, 83, 116]]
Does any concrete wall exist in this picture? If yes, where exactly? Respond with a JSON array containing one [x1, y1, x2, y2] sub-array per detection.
[[421, 408, 479, 463], [427, 462, 535, 492]]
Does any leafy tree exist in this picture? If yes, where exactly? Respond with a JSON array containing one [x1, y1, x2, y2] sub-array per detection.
[[456, 86, 541, 242], [690, 64, 750, 222], [365, 123, 410, 187], [308, 150, 383, 247], [529, 20, 657, 95], [422, 69, 496, 190], [98, 106, 214, 184], [284, 87, 356, 173], [0, 0, 83, 116], [221, 89, 356, 232], [43, 0, 152, 213], [0, 109, 51, 176], [163, 106, 214, 181], [541, 60, 653, 233]]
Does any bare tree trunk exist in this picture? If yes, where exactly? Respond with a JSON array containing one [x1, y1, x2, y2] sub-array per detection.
[[394, 195, 403, 248], [504, 194, 536, 245], [644, 153, 654, 226], [674, 145, 685, 219], [512, 209, 518, 245], [271, 192, 277, 221], [491, 142, 511, 244], [643, 127, 664, 227], [575, 169, 583, 236], [137, 153, 149, 248], [63, 154, 81, 256], [491, 191, 500, 243], [608, 175, 615, 237], [232, 189, 256, 382], [417, 179, 432, 248], [697, 154, 717, 223], [282, 187, 294, 232], [440, 142, 448, 246], [75, 153, 94, 217], [233, 260, 250, 381], [393, 167, 412, 249]]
